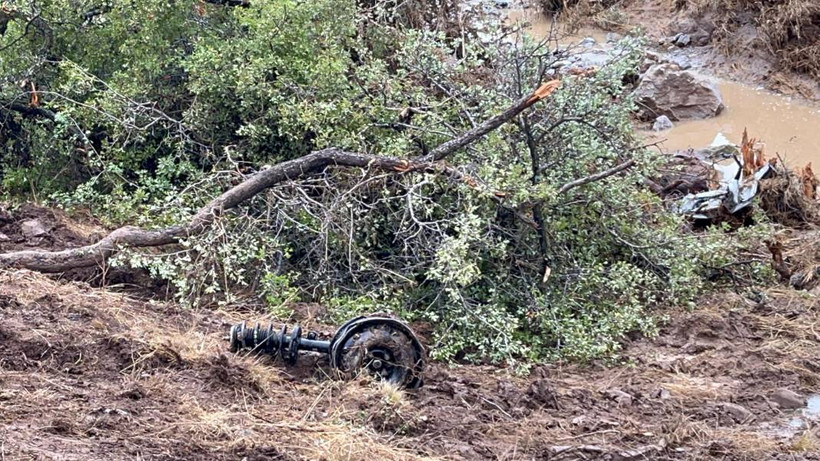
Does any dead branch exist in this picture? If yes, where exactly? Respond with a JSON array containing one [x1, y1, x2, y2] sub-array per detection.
[[0, 159, 480, 272], [420, 80, 560, 162], [0, 81, 560, 273]]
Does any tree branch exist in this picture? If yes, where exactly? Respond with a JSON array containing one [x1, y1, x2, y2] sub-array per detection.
[[1, 99, 89, 143], [556, 159, 637, 196], [419, 80, 560, 162], [0, 81, 561, 273], [0, 150, 494, 272]]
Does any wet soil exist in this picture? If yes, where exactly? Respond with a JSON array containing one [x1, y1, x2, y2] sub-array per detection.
[[1, 211, 820, 460]]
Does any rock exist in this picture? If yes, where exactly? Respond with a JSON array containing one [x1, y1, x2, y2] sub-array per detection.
[[771, 388, 805, 409], [579, 36, 596, 47], [633, 64, 724, 121], [640, 52, 668, 73], [0, 205, 13, 223], [551, 60, 570, 69], [0, 232, 9, 243], [652, 388, 672, 400], [607, 389, 633, 406], [606, 32, 621, 43], [493, 0, 509, 7], [567, 49, 613, 71], [20, 219, 48, 239], [670, 55, 692, 70], [674, 33, 691, 47], [722, 402, 753, 421], [653, 115, 674, 132]]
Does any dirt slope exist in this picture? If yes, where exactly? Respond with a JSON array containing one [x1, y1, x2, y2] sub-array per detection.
[[562, 0, 820, 101], [1, 268, 819, 460], [0, 206, 818, 460]]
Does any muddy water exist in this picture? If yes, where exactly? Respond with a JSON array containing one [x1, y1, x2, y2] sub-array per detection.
[[507, 8, 820, 167], [646, 82, 820, 167], [506, 8, 608, 46]]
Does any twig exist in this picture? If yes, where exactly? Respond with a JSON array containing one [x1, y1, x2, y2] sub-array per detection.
[[555, 429, 620, 442], [556, 159, 637, 195]]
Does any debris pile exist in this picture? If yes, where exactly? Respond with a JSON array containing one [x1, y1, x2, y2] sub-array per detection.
[[672, 130, 819, 227]]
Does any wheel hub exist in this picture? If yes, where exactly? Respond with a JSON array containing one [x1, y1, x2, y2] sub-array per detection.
[[228, 315, 425, 388]]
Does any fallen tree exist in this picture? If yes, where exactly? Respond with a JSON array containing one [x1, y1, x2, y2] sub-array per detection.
[[0, 81, 576, 273], [3, 0, 762, 365]]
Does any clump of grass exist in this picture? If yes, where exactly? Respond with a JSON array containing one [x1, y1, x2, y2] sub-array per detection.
[[791, 430, 819, 453], [378, 381, 407, 407], [541, 0, 630, 32]]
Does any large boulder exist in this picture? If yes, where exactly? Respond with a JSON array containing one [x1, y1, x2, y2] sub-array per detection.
[[633, 64, 724, 121]]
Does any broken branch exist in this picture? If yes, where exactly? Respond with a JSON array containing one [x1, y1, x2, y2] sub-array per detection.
[[0, 150, 493, 272], [419, 80, 560, 162], [0, 81, 561, 273]]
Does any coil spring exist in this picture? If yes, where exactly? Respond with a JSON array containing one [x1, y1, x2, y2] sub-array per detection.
[[229, 321, 312, 364]]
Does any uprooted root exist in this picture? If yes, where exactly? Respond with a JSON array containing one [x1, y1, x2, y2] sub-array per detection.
[[758, 162, 820, 228]]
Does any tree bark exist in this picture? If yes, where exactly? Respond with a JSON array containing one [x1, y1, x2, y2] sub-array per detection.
[[420, 80, 560, 162]]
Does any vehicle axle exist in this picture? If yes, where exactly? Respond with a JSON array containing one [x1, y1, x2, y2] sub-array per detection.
[[228, 315, 425, 388]]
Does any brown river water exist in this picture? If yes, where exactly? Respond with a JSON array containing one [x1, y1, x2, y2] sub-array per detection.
[[507, 8, 820, 167]]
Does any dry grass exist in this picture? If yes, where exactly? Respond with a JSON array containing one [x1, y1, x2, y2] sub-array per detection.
[[661, 374, 736, 401], [3, 266, 820, 459], [307, 423, 439, 461], [378, 381, 408, 407], [790, 430, 820, 453], [717, 428, 783, 456], [681, 0, 820, 78], [0, 270, 442, 460], [663, 414, 711, 446]]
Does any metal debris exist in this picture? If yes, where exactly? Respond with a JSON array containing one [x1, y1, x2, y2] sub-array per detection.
[[228, 315, 425, 388], [677, 132, 773, 220]]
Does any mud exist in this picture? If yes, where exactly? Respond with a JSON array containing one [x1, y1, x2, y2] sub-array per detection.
[[2, 209, 820, 459], [0, 203, 96, 253], [506, 8, 609, 46]]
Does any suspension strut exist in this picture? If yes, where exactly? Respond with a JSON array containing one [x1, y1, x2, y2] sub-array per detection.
[[228, 315, 425, 388]]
